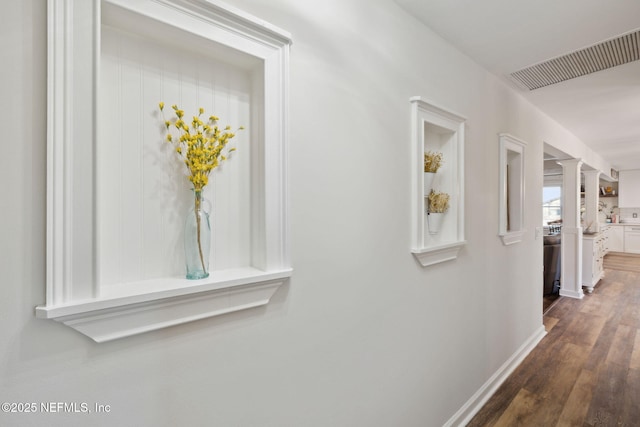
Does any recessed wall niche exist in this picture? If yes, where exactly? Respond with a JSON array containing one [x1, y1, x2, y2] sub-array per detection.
[[410, 97, 466, 267], [37, 0, 292, 342], [498, 133, 527, 245]]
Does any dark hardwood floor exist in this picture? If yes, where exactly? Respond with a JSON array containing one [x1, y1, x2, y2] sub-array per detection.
[[468, 254, 640, 426], [543, 293, 560, 314]]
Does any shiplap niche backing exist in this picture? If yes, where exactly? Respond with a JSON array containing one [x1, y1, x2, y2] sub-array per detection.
[[37, 0, 292, 342], [99, 19, 253, 285]]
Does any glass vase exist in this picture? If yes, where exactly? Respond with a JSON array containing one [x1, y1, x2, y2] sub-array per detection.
[[184, 190, 211, 280], [424, 172, 435, 196], [427, 212, 444, 235]]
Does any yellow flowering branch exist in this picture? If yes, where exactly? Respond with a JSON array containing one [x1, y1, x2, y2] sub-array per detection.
[[159, 102, 243, 193]]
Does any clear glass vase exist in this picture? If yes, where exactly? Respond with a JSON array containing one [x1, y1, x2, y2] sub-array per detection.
[[427, 212, 444, 235], [184, 190, 211, 280]]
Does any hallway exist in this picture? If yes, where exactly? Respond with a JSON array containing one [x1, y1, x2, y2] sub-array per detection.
[[468, 257, 640, 426]]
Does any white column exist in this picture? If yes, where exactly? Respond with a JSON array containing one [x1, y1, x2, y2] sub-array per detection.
[[583, 170, 601, 233], [558, 159, 584, 299]]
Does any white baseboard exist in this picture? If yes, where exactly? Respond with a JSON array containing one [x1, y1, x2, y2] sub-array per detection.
[[444, 325, 547, 427]]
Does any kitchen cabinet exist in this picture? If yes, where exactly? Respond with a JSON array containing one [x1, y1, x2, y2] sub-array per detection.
[[607, 225, 624, 252], [619, 170, 640, 207], [582, 232, 605, 293], [624, 225, 640, 254]]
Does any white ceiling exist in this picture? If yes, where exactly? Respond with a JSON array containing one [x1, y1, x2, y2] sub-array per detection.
[[396, 0, 640, 172]]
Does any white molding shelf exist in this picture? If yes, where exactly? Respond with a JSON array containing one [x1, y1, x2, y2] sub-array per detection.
[[412, 242, 466, 267], [499, 230, 527, 246], [39, 0, 292, 342], [410, 97, 466, 267], [36, 269, 291, 343]]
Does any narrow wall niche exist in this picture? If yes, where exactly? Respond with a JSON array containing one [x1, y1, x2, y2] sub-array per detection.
[[37, 0, 292, 342], [410, 97, 466, 267], [498, 133, 527, 245]]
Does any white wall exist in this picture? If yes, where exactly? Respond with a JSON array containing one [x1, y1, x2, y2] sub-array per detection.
[[0, 1, 600, 426]]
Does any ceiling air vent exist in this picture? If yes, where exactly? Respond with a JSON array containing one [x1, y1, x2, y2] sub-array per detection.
[[510, 30, 640, 90]]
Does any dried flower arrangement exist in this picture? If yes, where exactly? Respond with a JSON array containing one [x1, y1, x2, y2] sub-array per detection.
[[428, 190, 450, 213], [424, 151, 443, 173]]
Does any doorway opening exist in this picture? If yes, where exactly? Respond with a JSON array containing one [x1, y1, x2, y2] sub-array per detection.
[[543, 150, 564, 313]]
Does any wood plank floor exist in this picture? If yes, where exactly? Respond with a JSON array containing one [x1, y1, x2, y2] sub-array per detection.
[[467, 255, 640, 426], [604, 252, 640, 273]]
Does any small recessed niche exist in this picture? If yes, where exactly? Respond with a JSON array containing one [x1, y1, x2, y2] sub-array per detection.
[[498, 133, 527, 245], [410, 97, 466, 267]]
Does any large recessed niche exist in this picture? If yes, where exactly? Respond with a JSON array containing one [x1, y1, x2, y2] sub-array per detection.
[[37, 0, 292, 342]]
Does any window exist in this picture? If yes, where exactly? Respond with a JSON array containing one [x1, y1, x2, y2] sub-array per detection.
[[543, 186, 562, 225]]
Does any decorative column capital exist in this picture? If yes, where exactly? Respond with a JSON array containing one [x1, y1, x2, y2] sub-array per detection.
[[556, 158, 584, 171]]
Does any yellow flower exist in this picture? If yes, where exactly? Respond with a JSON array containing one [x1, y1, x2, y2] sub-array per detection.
[[159, 102, 243, 191]]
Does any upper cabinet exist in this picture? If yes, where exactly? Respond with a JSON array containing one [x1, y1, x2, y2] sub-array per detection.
[[619, 170, 640, 207]]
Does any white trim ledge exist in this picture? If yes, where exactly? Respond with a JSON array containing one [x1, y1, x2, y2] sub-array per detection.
[[444, 325, 546, 427], [36, 269, 291, 342], [412, 241, 466, 267], [499, 230, 527, 246]]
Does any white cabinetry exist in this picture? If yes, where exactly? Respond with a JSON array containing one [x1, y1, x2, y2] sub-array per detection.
[[624, 225, 640, 254], [619, 170, 640, 207], [601, 225, 610, 254], [607, 225, 624, 252], [582, 232, 605, 293]]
